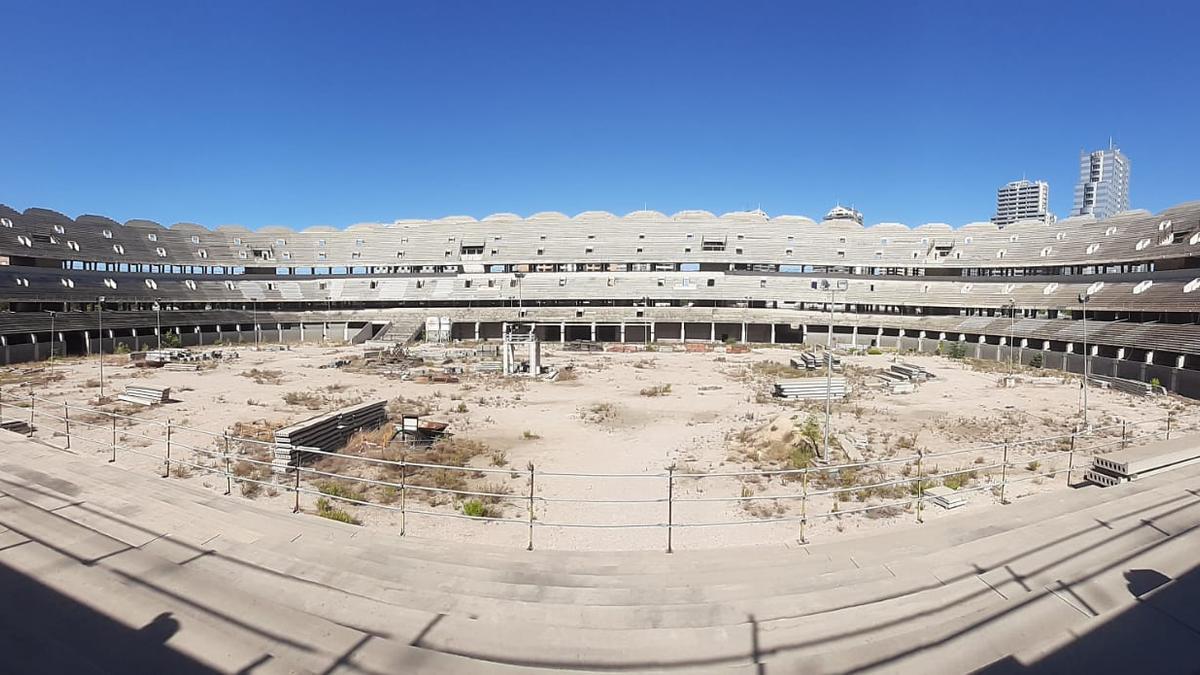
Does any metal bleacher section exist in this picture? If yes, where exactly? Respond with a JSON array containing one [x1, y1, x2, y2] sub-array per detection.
[[5, 200, 1200, 390]]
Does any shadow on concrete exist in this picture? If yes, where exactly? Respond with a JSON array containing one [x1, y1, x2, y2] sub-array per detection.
[[978, 565, 1200, 674], [3, 451, 1200, 673], [0, 560, 219, 674]]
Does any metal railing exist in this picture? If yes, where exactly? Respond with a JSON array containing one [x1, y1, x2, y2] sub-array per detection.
[[0, 385, 1176, 552]]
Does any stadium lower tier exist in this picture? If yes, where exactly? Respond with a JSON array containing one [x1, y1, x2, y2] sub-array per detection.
[[5, 304, 1200, 398]]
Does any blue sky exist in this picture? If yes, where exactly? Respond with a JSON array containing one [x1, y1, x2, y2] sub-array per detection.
[[1, 1, 1197, 229]]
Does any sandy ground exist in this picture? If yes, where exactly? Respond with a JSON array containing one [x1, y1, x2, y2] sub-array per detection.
[[4, 341, 1197, 551]]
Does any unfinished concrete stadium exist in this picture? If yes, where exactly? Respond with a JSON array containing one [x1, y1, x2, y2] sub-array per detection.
[[2, 201, 1200, 672]]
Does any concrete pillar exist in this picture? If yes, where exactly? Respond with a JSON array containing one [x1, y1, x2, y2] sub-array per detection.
[[1117, 347, 1126, 360], [650, 322, 656, 343], [475, 322, 481, 341], [1177, 354, 1186, 369], [299, 323, 304, 342], [1042, 340, 1050, 351], [851, 325, 857, 348], [1146, 350, 1154, 364], [1067, 342, 1075, 354], [770, 324, 775, 344], [918, 330, 925, 352], [620, 322, 626, 343], [680, 322, 685, 343], [710, 322, 716, 342], [560, 321, 566, 344], [590, 322, 596, 342], [741, 322, 746, 343]]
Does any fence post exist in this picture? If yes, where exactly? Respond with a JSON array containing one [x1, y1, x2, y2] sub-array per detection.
[[1065, 424, 1076, 487], [1121, 420, 1128, 449], [28, 393, 35, 436], [399, 452, 407, 536], [999, 441, 1010, 505], [223, 433, 232, 495], [526, 462, 535, 552], [163, 420, 172, 478], [109, 415, 117, 462], [63, 402, 71, 449], [915, 449, 925, 524], [666, 464, 675, 554], [1166, 413, 1173, 441], [292, 459, 301, 513], [799, 468, 809, 545]]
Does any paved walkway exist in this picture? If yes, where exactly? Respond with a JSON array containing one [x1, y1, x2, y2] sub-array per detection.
[[1, 436, 1199, 673]]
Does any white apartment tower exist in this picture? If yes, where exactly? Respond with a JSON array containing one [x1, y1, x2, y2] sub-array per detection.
[[992, 179, 1051, 226], [1072, 144, 1130, 220]]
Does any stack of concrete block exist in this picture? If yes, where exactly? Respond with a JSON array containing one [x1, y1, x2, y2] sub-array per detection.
[[271, 399, 388, 473]]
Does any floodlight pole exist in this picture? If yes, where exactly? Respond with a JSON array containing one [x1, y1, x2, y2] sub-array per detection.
[[1007, 298, 1016, 373], [514, 272, 525, 315], [1079, 293, 1090, 429], [825, 286, 833, 463], [48, 310, 56, 365], [820, 279, 845, 464], [97, 296, 105, 400]]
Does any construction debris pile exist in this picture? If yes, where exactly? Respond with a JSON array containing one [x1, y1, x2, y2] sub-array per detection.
[[790, 351, 843, 372], [131, 348, 239, 371], [874, 361, 935, 394], [272, 399, 389, 473], [774, 377, 849, 401], [117, 384, 171, 407]]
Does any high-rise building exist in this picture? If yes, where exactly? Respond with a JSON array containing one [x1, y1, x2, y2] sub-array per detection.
[[1072, 144, 1130, 220], [823, 204, 863, 225], [992, 179, 1052, 226]]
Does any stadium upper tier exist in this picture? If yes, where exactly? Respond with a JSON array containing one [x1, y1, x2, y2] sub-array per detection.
[[2, 201, 1200, 272]]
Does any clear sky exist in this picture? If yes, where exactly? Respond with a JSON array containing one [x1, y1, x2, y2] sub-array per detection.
[[2, 1, 1197, 229]]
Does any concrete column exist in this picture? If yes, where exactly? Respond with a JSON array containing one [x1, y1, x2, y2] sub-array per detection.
[[650, 322, 656, 343], [1067, 342, 1074, 354], [710, 322, 716, 342], [1177, 354, 1186, 369], [560, 321, 566, 344], [851, 325, 857, 348], [741, 322, 747, 343], [1117, 347, 1126, 360], [590, 322, 596, 342], [620, 322, 626, 343], [918, 330, 925, 352], [298, 323, 303, 342], [681, 322, 685, 342], [1146, 351, 1154, 364], [474, 322, 481, 341], [770, 324, 775, 344]]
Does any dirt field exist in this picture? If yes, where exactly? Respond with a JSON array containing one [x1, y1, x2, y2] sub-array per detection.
[[4, 341, 1196, 551]]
